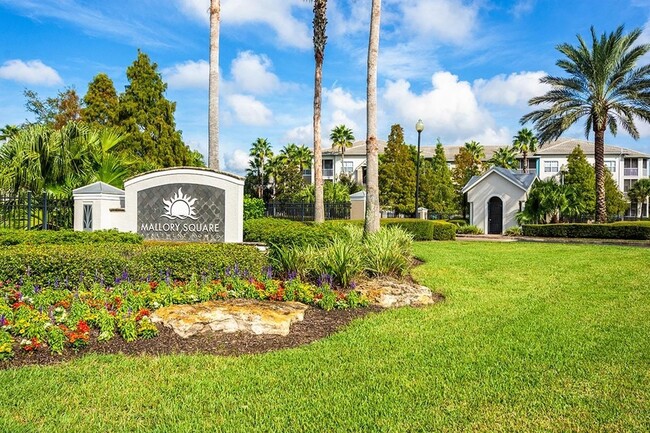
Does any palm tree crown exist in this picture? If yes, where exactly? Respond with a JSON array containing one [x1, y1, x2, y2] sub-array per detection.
[[489, 147, 518, 169], [521, 25, 650, 222], [512, 128, 539, 173], [329, 125, 354, 156], [249, 138, 272, 199]]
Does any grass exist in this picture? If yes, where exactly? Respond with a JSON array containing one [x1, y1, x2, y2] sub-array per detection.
[[1, 241, 649, 432]]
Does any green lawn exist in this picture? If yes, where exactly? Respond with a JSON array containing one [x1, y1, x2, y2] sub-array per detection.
[[1, 241, 649, 432]]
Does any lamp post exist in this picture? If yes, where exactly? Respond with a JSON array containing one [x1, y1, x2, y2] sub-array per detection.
[[414, 119, 424, 219]]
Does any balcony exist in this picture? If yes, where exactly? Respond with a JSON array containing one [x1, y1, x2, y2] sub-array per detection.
[[624, 168, 639, 177]]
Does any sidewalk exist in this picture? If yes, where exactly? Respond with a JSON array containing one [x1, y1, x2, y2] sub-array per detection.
[[456, 234, 650, 247]]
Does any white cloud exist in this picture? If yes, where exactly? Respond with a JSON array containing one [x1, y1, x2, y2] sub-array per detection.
[[398, 0, 478, 44], [511, 0, 535, 17], [0, 59, 63, 86], [224, 148, 250, 173], [226, 94, 273, 125], [379, 43, 441, 80], [323, 87, 366, 136], [382, 71, 495, 142], [473, 71, 549, 106], [162, 60, 209, 89], [175, 0, 311, 49], [231, 51, 280, 94], [284, 124, 313, 144]]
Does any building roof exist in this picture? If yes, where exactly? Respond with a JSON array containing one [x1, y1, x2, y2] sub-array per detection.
[[462, 167, 537, 194], [321, 137, 650, 162], [534, 138, 650, 158], [72, 181, 124, 195]]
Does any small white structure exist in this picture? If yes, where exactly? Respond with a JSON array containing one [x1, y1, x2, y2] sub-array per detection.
[[73, 168, 244, 243], [462, 167, 537, 234]]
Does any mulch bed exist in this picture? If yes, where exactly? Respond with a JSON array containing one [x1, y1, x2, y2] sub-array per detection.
[[1, 305, 384, 370]]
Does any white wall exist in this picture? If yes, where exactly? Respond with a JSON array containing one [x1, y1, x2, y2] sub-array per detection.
[[467, 172, 528, 234]]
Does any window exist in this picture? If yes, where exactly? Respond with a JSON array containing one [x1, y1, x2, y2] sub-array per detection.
[[322, 160, 333, 177], [604, 161, 616, 172], [342, 161, 353, 174], [543, 160, 559, 173], [82, 204, 93, 231], [624, 179, 637, 193]]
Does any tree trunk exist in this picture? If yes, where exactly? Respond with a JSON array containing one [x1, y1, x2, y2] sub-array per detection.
[[208, 0, 220, 170], [594, 128, 607, 222], [364, 0, 381, 235], [522, 151, 528, 173], [312, 0, 326, 224]]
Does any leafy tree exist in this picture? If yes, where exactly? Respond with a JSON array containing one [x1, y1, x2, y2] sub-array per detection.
[[81, 73, 119, 126], [563, 145, 596, 217], [517, 179, 568, 224], [605, 171, 628, 218], [512, 128, 538, 172], [489, 146, 518, 169], [379, 124, 416, 215], [420, 140, 457, 217], [187, 149, 205, 167], [296, 181, 350, 203], [452, 147, 483, 212], [24, 88, 82, 129], [627, 178, 650, 217], [521, 26, 650, 222], [0, 124, 20, 142], [118, 50, 193, 171], [464, 140, 485, 163], [329, 124, 354, 171]]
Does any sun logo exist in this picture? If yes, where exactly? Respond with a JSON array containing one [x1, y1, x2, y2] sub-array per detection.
[[161, 188, 198, 220]]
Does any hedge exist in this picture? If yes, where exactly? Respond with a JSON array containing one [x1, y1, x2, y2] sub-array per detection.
[[0, 229, 143, 246], [326, 218, 456, 241], [521, 223, 650, 240], [243, 218, 338, 247], [0, 243, 268, 285]]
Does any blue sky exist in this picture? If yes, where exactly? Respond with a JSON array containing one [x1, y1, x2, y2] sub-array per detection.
[[1, 0, 649, 174]]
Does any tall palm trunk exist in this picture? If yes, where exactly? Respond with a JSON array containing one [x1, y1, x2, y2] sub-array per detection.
[[364, 0, 381, 234], [594, 128, 607, 222], [208, 0, 220, 170], [522, 151, 528, 173], [312, 0, 326, 223]]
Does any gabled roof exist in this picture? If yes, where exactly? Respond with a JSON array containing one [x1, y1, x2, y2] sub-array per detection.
[[73, 181, 124, 195], [462, 167, 537, 194]]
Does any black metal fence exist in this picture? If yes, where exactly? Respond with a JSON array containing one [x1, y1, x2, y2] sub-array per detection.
[[0, 192, 74, 230], [266, 202, 350, 221]]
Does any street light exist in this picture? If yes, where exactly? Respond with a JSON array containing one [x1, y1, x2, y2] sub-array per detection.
[[414, 119, 424, 219]]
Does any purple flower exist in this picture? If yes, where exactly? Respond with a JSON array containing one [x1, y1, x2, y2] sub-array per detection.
[[0, 315, 7, 327], [266, 266, 273, 279], [33, 285, 41, 294]]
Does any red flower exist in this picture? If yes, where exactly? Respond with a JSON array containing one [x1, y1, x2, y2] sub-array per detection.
[[135, 308, 151, 322], [76, 320, 90, 334], [148, 281, 159, 291]]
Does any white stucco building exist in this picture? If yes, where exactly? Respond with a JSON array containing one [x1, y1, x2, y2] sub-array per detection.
[[462, 167, 537, 234]]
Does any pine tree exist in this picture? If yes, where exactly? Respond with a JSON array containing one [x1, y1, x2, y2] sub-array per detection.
[[82, 73, 119, 126], [118, 50, 192, 171], [378, 124, 416, 215], [452, 147, 482, 212], [421, 141, 457, 217], [563, 145, 596, 217]]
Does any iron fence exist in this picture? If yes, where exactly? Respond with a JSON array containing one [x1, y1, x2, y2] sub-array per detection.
[[0, 192, 74, 230], [265, 202, 350, 221]]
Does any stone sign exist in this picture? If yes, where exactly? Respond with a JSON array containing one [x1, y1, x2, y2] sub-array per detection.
[[73, 168, 244, 243], [137, 183, 225, 242]]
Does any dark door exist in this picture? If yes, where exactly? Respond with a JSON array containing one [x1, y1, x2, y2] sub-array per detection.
[[488, 197, 503, 234]]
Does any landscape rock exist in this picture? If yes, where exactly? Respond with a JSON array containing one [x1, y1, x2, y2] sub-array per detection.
[[355, 277, 436, 308], [151, 299, 309, 338]]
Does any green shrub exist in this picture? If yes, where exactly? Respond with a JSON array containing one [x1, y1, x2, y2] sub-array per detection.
[[0, 243, 268, 285], [504, 226, 522, 236], [363, 226, 413, 277], [243, 218, 337, 246], [456, 225, 483, 235], [243, 196, 266, 221], [447, 219, 468, 227], [431, 221, 456, 240], [324, 218, 456, 241], [316, 238, 363, 288], [0, 229, 143, 246], [521, 223, 650, 240]]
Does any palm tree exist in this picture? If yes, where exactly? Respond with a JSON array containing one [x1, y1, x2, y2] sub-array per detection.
[[521, 26, 650, 223], [628, 178, 650, 218], [265, 155, 284, 200], [463, 140, 485, 162], [294, 144, 313, 176], [489, 147, 518, 169], [329, 124, 355, 174], [208, 0, 220, 170], [0, 124, 20, 142], [249, 138, 273, 198], [311, 0, 327, 223], [512, 128, 538, 173], [364, 0, 382, 235]]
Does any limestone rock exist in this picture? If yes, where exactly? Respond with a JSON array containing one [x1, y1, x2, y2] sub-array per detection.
[[151, 299, 309, 338], [355, 277, 436, 308]]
